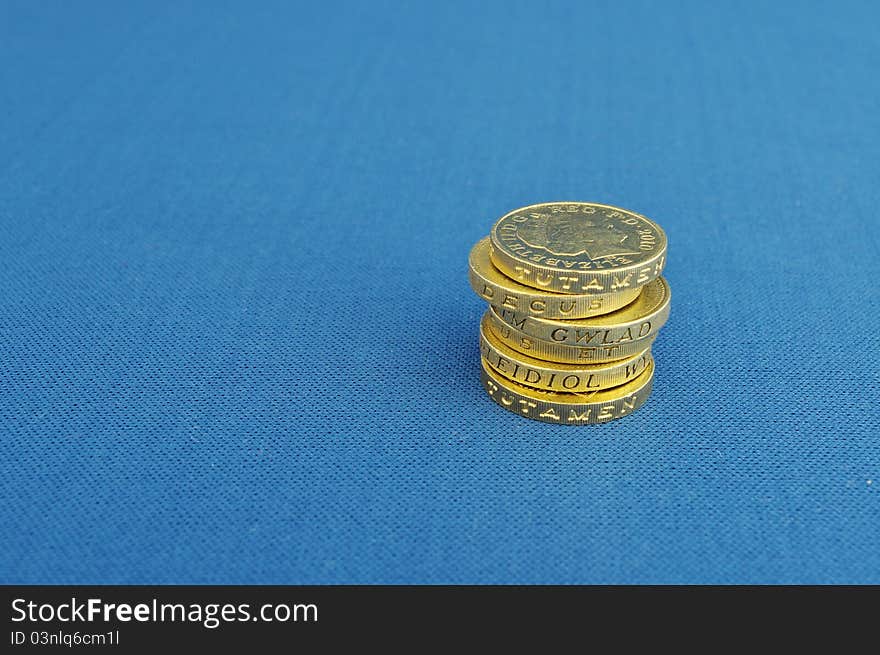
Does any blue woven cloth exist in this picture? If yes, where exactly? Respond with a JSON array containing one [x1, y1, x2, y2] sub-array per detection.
[[1, 0, 878, 584]]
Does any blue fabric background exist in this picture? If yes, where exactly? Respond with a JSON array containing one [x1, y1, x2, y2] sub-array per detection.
[[1, 0, 878, 584]]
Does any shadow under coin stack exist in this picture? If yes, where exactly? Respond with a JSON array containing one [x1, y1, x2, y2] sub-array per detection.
[[468, 202, 670, 424]]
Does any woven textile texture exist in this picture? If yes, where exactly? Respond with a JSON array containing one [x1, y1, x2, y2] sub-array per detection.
[[1, 0, 878, 584]]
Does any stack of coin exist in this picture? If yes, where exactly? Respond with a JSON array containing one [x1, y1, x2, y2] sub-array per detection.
[[468, 202, 670, 424]]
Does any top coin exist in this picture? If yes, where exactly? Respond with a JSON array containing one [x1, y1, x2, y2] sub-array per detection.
[[489, 202, 667, 295]]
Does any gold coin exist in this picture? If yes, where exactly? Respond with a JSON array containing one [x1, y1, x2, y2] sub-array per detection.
[[479, 312, 652, 392], [485, 307, 657, 364], [491, 276, 670, 348], [489, 202, 667, 295], [469, 237, 640, 319], [480, 356, 654, 424]]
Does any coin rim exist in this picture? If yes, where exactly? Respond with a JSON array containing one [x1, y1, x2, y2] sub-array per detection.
[[479, 312, 653, 392], [469, 237, 641, 319], [485, 307, 659, 364], [480, 356, 655, 424], [490, 277, 671, 346]]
